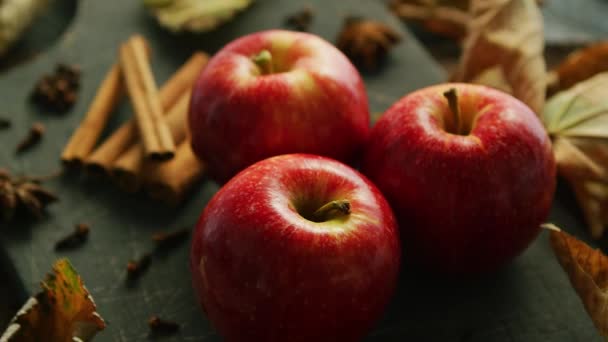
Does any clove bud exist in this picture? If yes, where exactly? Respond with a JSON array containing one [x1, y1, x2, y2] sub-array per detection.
[[148, 315, 180, 334], [127, 253, 152, 279], [152, 227, 190, 250], [54, 223, 90, 251], [16, 122, 45, 154]]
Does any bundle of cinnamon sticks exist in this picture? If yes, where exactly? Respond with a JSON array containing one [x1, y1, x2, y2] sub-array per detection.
[[61, 35, 209, 205]]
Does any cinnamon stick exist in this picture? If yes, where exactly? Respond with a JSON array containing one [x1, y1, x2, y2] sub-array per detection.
[[85, 52, 208, 177], [120, 35, 175, 160], [112, 91, 191, 192], [61, 64, 123, 167], [145, 139, 206, 206]]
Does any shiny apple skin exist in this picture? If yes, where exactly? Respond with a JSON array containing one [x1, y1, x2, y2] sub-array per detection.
[[190, 154, 400, 342], [189, 30, 370, 183], [362, 83, 556, 274]]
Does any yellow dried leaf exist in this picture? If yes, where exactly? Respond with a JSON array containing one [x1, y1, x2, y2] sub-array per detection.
[[543, 73, 608, 140], [548, 41, 608, 96], [548, 225, 608, 336], [542, 73, 608, 238], [452, 0, 546, 115], [469, 66, 512, 94], [553, 138, 604, 182], [0, 259, 105, 342], [145, 0, 254, 33]]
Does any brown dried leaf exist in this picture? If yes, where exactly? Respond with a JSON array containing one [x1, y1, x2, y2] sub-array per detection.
[[469, 66, 512, 94], [452, 0, 546, 115], [0, 259, 105, 341], [389, 0, 545, 40], [553, 138, 604, 182], [542, 73, 608, 238], [389, 0, 469, 39], [555, 140, 608, 239], [548, 225, 608, 336], [548, 41, 608, 96], [570, 179, 608, 240]]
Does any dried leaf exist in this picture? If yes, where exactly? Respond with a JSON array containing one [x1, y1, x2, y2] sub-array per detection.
[[548, 224, 608, 337], [553, 138, 608, 239], [547, 42, 608, 96], [571, 179, 608, 240], [144, 0, 254, 33], [553, 138, 604, 181], [542, 73, 608, 238], [544, 73, 608, 139], [0, 259, 105, 341], [389, 0, 469, 39], [469, 66, 512, 94], [0, 0, 49, 56], [452, 0, 546, 115]]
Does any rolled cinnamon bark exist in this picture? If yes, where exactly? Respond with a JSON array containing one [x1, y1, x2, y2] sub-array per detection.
[[112, 91, 191, 192], [84, 51, 208, 177], [61, 63, 123, 167], [120, 35, 175, 160], [145, 138, 206, 206]]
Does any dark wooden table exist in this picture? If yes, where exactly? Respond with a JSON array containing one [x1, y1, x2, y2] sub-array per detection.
[[0, 0, 600, 341]]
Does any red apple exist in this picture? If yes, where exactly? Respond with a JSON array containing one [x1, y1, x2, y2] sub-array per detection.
[[190, 154, 400, 341], [188, 30, 370, 183], [362, 83, 556, 274]]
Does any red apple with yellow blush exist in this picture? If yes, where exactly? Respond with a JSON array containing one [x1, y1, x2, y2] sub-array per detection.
[[188, 30, 370, 183], [190, 154, 400, 341]]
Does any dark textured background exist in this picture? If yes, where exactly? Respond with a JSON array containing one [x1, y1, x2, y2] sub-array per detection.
[[0, 0, 602, 341]]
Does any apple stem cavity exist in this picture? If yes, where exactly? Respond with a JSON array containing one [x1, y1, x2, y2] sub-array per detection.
[[311, 200, 351, 222], [252, 49, 274, 75], [443, 88, 464, 135]]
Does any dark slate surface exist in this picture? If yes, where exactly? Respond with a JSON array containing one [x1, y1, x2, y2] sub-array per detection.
[[0, 0, 599, 341]]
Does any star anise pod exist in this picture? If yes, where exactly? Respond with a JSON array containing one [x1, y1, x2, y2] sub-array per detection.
[[0, 168, 58, 221], [336, 17, 401, 71]]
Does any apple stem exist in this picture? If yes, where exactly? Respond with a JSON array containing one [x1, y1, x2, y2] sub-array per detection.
[[312, 200, 351, 222], [252, 50, 274, 75], [443, 88, 462, 135]]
